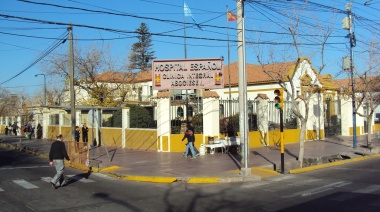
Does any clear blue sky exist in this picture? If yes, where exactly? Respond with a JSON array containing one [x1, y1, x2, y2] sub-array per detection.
[[1, 0, 379, 96]]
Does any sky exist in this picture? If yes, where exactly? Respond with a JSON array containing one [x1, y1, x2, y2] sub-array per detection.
[[0, 0, 379, 96]]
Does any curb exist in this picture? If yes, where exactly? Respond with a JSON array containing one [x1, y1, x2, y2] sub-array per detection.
[[289, 153, 380, 174]]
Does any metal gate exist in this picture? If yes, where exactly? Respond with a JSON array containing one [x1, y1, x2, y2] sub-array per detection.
[[324, 99, 341, 137]]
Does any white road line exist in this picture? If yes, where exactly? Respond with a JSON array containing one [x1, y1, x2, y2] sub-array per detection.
[[0, 187, 4, 192], [355, 185, 380, 194], [241, 182, 270, 188], [66, 175, 95, 183], [270, 175, 296, 182], [282, 181, 350, 198], [0, 166, 51, 170], [41, 177, 52, 183], [13, 180, 38, 189], [264, 178, 322, 192]]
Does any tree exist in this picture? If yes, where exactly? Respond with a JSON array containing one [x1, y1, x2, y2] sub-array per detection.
[[341, 41, 380, 147], [42, 44, 132, 107], [255, 3, 333, 168], [0, 88, 20, 117], [128, 23, 156, 72]]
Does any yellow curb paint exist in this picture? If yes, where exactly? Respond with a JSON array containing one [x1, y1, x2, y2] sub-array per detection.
[[187, 177, 220, 184], [100, 166, 120, 172], [290, 154, 380, 174], [122, 175, 177, 183], [229, 167, 280, 178]]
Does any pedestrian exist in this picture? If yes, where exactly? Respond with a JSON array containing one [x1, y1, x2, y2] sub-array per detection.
[[49, 134, 70, 189], [37, 123, 43, 139], [5, 126, 9, 135], [181, 124, 197, 159], [74, 126, 80, 152], [12, 122, 18, 136], [82, 123, 89, 148], [185, 124, 199, 156]]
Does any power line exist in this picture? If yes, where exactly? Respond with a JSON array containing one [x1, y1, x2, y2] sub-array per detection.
[[0, 32, 68, 85]]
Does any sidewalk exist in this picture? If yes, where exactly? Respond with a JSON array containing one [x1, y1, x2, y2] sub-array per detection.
[[1, 134, 380, 183]]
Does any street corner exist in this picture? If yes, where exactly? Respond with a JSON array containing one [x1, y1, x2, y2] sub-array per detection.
[[289, 153, 380, 174]]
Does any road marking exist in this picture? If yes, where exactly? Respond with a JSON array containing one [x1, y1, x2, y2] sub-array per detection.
[[66, 175, 95, 183], [264, 178, 322, 192], [282, 181, 350, 198], [41, 177, 52, 183], [241, 182, 270, 188], [13, 180, 38, 189], [0, 166, 50, 170], [270, 175, 295, 182], [330, 185, 380, 202], [0, 187, 4, 192], [355, 185, 380, 194]]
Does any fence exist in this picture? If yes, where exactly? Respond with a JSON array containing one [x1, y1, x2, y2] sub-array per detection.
[[219, 98, 299, 134]]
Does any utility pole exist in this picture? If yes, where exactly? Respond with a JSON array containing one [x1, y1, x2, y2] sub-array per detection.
[[343, 3, 357, 148], [236, 0, 250, 176], [68, 23, 76, 143]]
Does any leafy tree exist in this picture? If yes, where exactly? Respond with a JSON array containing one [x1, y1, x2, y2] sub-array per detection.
[[128, 23, 156, 71], [102, 105, 153, 128], [129, 105, 154, 128]]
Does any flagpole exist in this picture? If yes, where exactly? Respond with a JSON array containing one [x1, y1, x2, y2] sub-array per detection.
[[226, 6, 232, 118]]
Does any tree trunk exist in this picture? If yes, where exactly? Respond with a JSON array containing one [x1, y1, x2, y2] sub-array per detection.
[[367, 113, 373, 147], [298, 119, 307, 168]]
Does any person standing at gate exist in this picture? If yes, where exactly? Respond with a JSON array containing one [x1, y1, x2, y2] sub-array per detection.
[[49, 134, 70, 189], [74, 126, 80, 152], [82, 123, 89, 149]]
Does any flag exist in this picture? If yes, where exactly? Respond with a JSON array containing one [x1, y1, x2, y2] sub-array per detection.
[[184, 2, 203, 31], [227, 10, 237, 22]]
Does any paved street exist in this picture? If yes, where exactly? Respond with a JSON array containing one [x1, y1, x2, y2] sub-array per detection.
[[2, 146, 380, 211]]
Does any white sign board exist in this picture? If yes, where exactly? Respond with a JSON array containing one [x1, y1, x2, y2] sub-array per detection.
[[152, 58, 224, 90]]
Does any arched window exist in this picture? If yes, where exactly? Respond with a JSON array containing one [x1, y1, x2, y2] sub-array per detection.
[[219, 104, 224, 116], [177, 107, 184, 117]]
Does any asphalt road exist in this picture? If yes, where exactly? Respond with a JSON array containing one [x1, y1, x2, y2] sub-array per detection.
[[1, 146, 380, 211]]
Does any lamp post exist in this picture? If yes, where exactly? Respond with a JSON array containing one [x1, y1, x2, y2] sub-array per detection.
[[35, 74, 46, 106]]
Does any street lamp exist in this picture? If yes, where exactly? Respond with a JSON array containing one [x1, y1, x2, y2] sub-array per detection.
[[35, 74, 46, 106]]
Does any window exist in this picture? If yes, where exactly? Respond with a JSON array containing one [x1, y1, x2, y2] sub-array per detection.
[[177, 107, 184, 117]]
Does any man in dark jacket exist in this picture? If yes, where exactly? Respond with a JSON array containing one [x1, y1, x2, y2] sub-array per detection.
[[181, 124, 196, 159], [49, 134, 70, 189]]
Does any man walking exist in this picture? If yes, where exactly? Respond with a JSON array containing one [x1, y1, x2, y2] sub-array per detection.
[[49, 134, 70, 189]]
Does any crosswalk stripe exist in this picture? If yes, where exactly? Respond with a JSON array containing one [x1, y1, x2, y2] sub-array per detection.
[[41, 177, 52, 183], [92, 172, 116, 180], [0, 187, 4, 192], [13, 180, 38, 189], [355, 185, 380, 194], [282, 181, 350, 198], [66, 175, 95, 183], [330, 185, 380, 202], [241, 182, 269, 188]]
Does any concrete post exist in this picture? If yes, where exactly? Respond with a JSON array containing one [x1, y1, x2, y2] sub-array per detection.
[[156, 96, 170, 152], [76, 110, 81, 126], [122, 107, 130, 148], [202, 96, 220, 143], [43, 109, 49, 139]]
